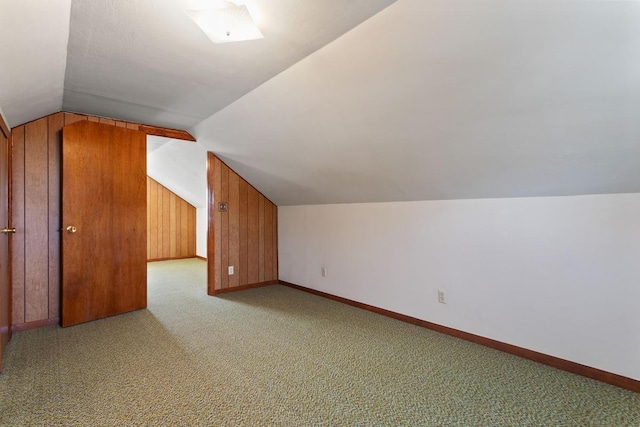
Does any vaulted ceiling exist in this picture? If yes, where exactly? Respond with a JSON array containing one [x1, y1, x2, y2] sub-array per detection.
[[1, 0, 639, 207]]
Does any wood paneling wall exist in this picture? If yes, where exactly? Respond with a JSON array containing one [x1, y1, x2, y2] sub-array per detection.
[[11, 113, 102, 326], [147, 177, 196, 261], [207, 154, 277, 294], [10, 112, 189, 329]]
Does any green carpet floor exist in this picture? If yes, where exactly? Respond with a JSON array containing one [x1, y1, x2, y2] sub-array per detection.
[[0, 258, 638, 426]]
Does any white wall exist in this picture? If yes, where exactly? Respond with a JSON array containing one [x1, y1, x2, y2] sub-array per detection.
[[278, 193, 640, 381]]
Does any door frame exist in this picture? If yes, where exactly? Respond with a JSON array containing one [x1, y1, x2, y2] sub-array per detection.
[[0, 113, 12, 371]]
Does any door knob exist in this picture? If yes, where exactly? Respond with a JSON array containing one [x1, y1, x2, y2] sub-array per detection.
[[0, 227, 16, 234], [66, 226, 77, 233]]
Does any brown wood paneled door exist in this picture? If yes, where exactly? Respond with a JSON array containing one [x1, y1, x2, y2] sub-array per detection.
[[0, 122, 11, 371], [61, 121, 147, 327]]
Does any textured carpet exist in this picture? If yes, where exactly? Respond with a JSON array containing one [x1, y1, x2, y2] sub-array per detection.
[[0, 258, 638, 426]]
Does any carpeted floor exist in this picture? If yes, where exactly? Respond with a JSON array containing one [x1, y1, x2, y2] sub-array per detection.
[[0, 258, 638, 426]]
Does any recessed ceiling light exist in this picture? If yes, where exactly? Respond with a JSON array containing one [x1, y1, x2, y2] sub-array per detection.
[[186, 2, 264, 44]]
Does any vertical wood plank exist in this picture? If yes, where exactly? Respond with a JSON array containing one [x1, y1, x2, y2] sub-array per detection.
[[228, 171, 239, 288], [149, 179, 158, 259], [238, 179, 248, 286], [169, 192, 177, 257], [258, 194, 265, 282], [162, 186, 171, 258], [188, 206, 196, 256], [156, 179, 162, 258], [220, 162, 229, 289], [180, 201, 189, 256], [24, 118, 49, 322], [207, 153, 214, 293], [272, 203, 278, 280], [247, 187, 259, 284], [213, 158, 222, 290], [47, 113, 64, 318], [0, 123, 9, 355], [175, 194, 181, 256], [264, 198, 273, 281], [11, 126, 25, 324], [147, 177, 151, 259]]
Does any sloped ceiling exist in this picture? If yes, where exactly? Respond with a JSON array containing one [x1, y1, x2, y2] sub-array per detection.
[[62, 0, 396, 130], [0, 0, 71, 126], [195, 0, 640, 205], [1, 0, 640, 206], [147, 136, 208, 208]]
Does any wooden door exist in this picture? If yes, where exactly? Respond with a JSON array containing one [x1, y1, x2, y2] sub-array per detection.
[[0, 121, 11, 371], [61, 121, 147, 327]]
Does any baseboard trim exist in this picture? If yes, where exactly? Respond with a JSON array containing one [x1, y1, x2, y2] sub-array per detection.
[[12, 318, 60, 332], [147, 256, 200, 262], [195, 256, 207, 261], [279, 281, 639, 393], [210, 280, 279, 296]]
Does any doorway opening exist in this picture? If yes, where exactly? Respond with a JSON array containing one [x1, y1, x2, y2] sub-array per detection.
[[146, 135, 208, 293]]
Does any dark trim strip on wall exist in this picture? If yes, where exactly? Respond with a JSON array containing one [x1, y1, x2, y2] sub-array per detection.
[[147, 256, 201, 263], [11, 317, 59, 333], [279, 280, 640, 394], [0, 114, 9, 138], [207, 152, 216, 295], [212, 280, 278, 296], [15, 112, 195, 141], [138, 125, 195, 142]]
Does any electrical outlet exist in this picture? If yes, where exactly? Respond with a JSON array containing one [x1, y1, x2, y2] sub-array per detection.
[[321, 266, 327, 277], [228, 266, 234, 275], [438, 289, 446, 304]]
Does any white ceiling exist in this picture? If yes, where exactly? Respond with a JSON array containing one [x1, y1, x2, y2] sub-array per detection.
[[62, 0, 396, 130], [147, 136, 208, 208], [2, 0, 640, 206], [0, 0, 70, 126]]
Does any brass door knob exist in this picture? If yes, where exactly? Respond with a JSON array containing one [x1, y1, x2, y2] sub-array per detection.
[[0, 227, 16, 234], [66, 226, 77, 233]]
